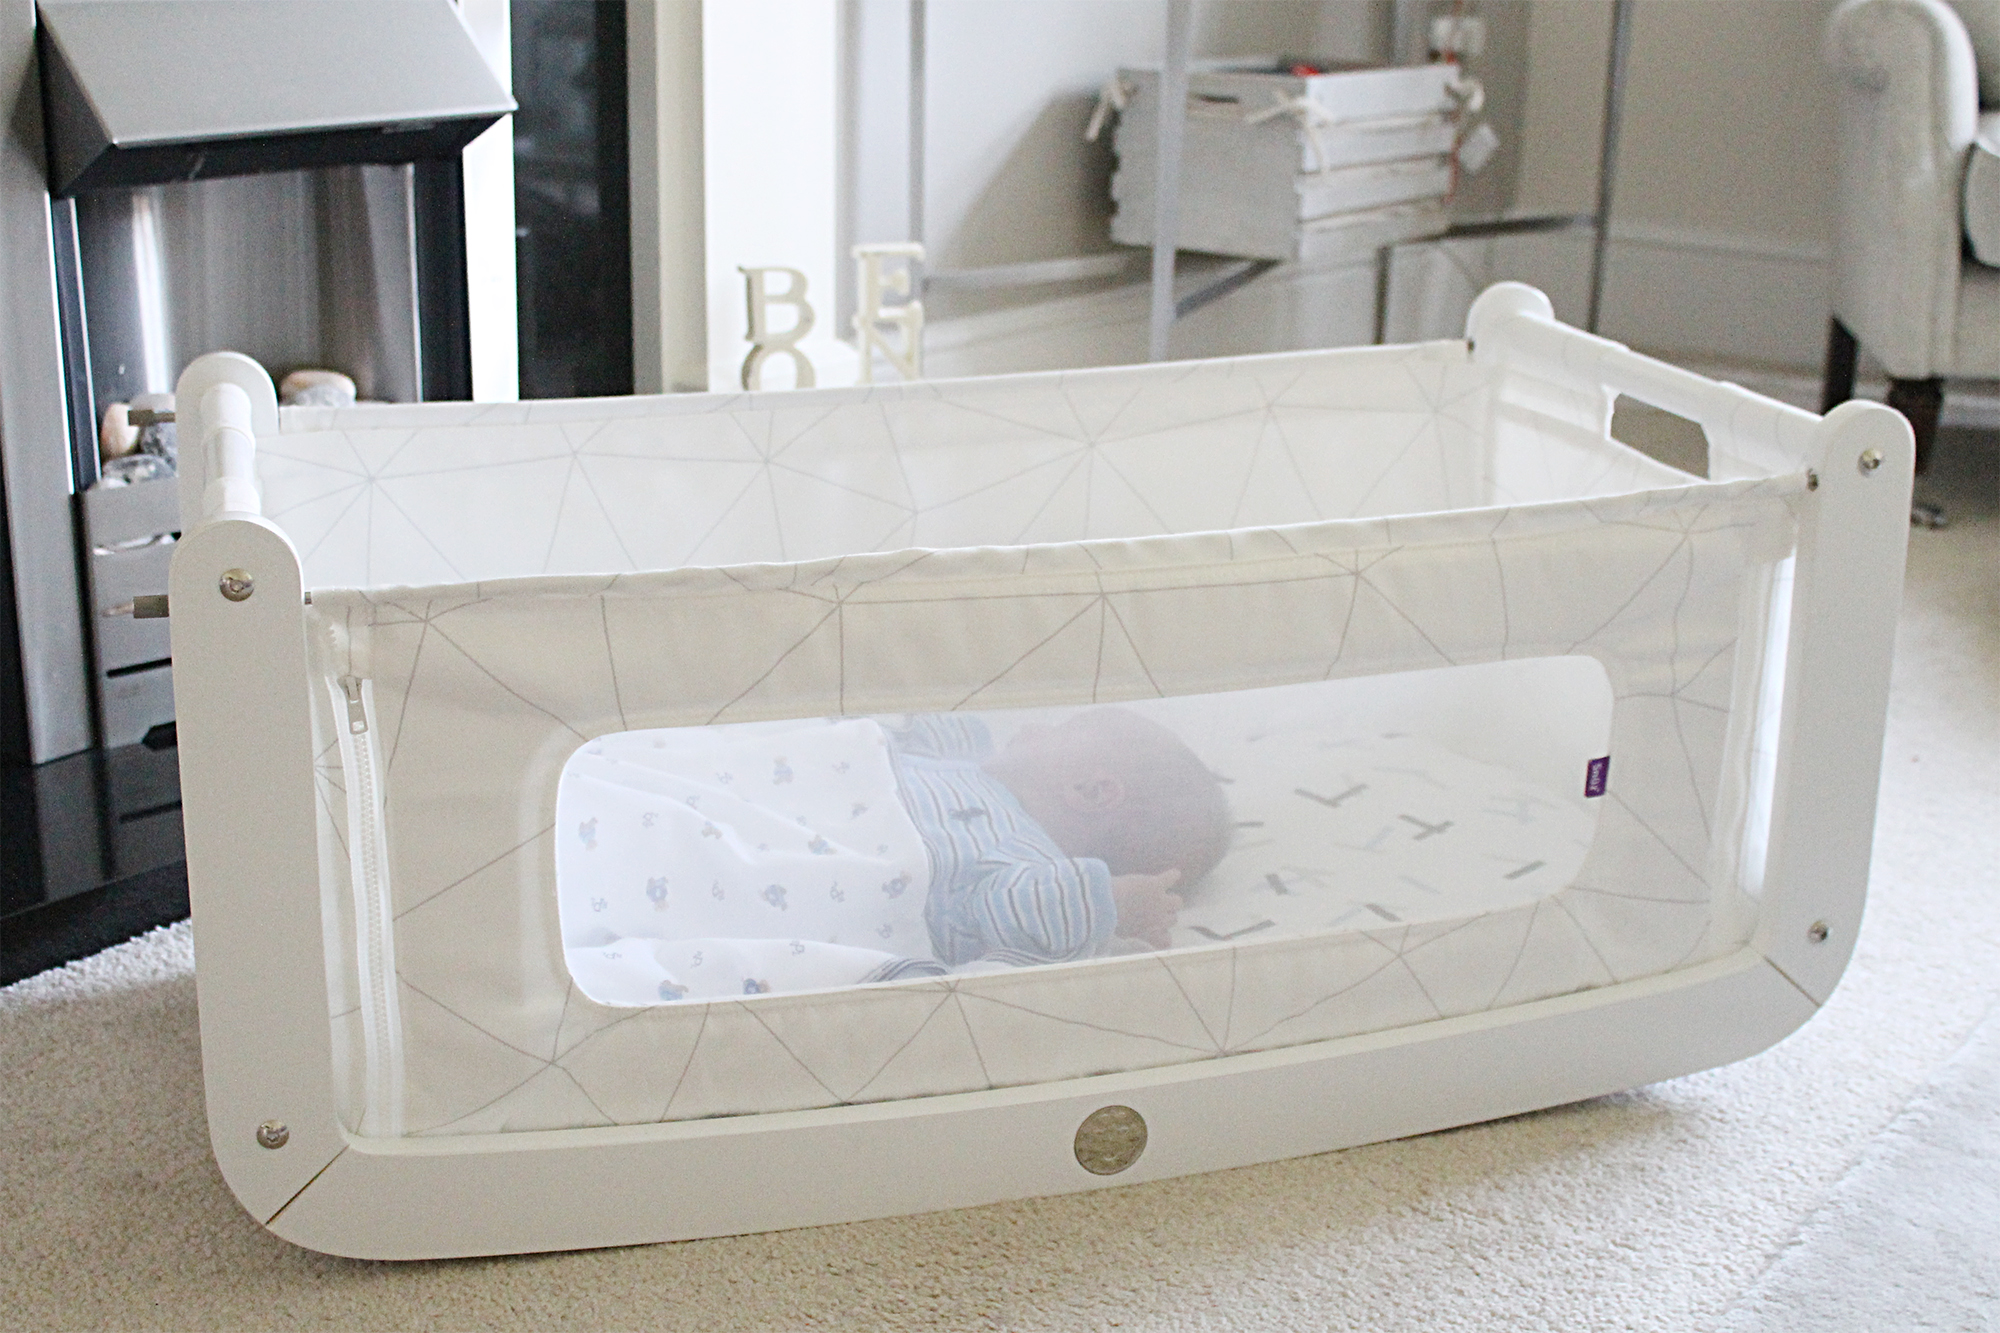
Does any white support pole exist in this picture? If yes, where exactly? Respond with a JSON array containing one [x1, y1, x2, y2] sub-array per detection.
[[458, 0, 520, 402], [908, 0, 926, 254], [630, 0, 708, 393], [1148, 0, 1194, 363], [1585, 0, 1635, 334]]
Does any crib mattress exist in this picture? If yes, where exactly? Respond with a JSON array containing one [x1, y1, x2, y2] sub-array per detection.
[[559, 718, 1599, 1008], [1168, 726, 1597, 945]]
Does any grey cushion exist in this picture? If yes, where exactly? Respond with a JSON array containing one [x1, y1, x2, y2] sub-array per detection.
[[1948, 0, 2000, 104], [1966, 111, 2000, 263]]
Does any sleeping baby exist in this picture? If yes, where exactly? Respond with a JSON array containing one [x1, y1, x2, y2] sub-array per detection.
[[557, 708, 1232, 1003]]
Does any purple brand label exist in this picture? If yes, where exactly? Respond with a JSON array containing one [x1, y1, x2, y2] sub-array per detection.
[[1584, 756, 1611, 798]]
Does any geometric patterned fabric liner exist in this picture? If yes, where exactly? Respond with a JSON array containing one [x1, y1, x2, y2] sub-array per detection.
[[284, 339, 1805, 1137]]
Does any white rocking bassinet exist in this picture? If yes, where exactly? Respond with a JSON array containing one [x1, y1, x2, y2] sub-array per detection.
[[168, 284, 1912, 1259]]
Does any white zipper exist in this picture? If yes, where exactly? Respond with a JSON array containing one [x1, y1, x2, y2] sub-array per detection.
[[332, 674, 403, 1137]]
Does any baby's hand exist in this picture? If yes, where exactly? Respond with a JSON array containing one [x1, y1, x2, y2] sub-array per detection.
[[1110, 869, 1183, 950]]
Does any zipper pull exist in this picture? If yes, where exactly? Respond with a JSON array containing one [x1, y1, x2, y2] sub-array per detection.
[[339, 676, 368, 735]]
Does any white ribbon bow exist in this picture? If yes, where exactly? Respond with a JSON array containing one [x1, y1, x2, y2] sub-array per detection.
[[1244, 91, 1337, 174], [1447, 72, 1485, 116], [1084, 76, 1134, 143]]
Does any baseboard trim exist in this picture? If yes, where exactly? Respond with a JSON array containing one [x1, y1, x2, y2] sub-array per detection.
[[920, 223, 1836, 378], [1608, 220, 1828, 266]]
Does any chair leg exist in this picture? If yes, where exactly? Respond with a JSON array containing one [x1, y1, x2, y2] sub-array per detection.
[[1822, 317, 1858, 414], [1884, 376, 1943, 476]]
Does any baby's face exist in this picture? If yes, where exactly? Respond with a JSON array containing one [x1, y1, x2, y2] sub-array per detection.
[[987, 708, 1226, 882], [992, 715, 1127, 797], [983, 716, 1134, 861]]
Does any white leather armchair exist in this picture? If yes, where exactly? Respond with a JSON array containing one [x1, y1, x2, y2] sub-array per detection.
[[1824, 0, 2000, 489]]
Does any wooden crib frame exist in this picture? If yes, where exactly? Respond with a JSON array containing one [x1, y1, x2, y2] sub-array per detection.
[[167, 285, 1913, 1259]]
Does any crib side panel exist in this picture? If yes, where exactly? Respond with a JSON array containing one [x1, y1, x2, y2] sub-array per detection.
[[1757, 402, 1915, 1001], [170, 516, 348, 1224], [301, 478, 1805, 1139], [256, 343, 1517, 590], [1464, 284, 1912, 1004]]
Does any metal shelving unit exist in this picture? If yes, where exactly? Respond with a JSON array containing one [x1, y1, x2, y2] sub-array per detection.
[[900, 0, 1636, 358]]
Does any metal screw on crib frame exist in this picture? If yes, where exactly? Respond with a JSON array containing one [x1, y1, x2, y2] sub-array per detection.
[[1858, 449, 1884, 475], [218, 568, 254, 602], [256, 1120, 289, 1149], [1807, 920, 1830, 945]]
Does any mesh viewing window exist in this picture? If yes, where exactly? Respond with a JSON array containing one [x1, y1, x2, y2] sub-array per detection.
[[554, 659, 1614, 1006]]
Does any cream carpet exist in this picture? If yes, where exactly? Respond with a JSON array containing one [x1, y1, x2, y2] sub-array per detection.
[[1717, 993, 2000, 1332], [3, 439, 1995, 1332]]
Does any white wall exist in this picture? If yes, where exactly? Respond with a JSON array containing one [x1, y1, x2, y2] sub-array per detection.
[[914, 0, 1386, 274], [648, 0, 1849, 386], [921, 0, 1160, 274], [1514, 0, 1841, 369], [1604, 0, 1840, 368], [903, 0, 1845, 370], [845, 0, 1382, 318], [702, 0, 857, 390], [1612, 0, 1840, 255]]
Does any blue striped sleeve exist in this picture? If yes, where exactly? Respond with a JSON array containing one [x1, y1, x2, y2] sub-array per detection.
[[889, 714, 993, 761], [948, 840, 1116, 963]]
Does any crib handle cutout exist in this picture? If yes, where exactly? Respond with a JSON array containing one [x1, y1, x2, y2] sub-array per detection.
[[1465, 283, 1819, 478]]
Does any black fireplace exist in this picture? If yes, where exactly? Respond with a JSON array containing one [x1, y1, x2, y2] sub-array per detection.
[[0, 0, 513, 981]]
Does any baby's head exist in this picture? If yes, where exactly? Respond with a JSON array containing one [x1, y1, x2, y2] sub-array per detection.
[[984, 708, 1231, 885]]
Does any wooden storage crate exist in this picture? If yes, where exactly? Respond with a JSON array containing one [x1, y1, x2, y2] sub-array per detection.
[[1109, 60, 1461, 262]]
